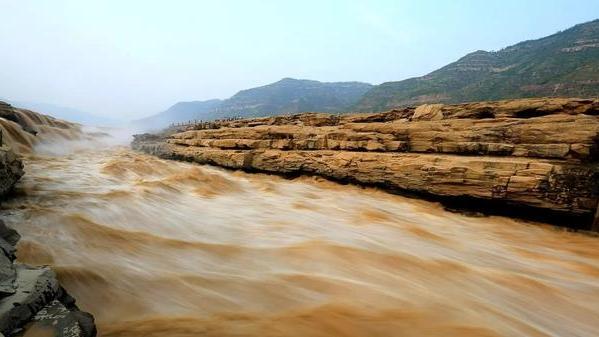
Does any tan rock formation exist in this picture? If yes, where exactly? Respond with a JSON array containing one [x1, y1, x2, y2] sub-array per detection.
[[133, 98, 599, 230]]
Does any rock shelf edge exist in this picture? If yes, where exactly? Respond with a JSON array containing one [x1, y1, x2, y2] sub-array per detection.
[[133, 98, 599, 232]]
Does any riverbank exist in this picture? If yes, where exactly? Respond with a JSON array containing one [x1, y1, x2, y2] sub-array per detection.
[[133, 97, 599, 231], [0, 101, 96, 337]]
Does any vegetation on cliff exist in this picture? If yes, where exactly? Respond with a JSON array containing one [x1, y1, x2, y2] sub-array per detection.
[[354, 19, 599, 111], [213, 78, 373, 118]]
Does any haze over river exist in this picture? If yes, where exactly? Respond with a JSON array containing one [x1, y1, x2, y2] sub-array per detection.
[[2, 136, 599, 337]]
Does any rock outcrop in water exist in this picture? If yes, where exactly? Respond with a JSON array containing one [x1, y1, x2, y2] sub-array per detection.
[[133, 98, 599, 231], [0, 146, 23, 198], [0, 101, 96, 336], [0, 102, 25, 197], [0, 220, 96, 336]]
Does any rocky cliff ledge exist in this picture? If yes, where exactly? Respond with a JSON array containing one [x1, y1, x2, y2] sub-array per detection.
[[0, 102, 25, 197], [0, 220, 96, 337], [0, 101, 96, 337], [133, 98, 599, 231]]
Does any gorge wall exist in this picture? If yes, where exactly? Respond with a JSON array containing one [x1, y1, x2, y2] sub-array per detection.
[[0, 102, 25, 196], [133, 98, 599, 231], [0, 101, 96, 337]]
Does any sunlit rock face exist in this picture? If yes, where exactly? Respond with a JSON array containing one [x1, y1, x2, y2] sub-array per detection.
[[133, 97, 599, 230]]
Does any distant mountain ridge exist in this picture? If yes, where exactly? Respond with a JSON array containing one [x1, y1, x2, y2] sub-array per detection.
[[136, 19, 599, 129], [213, 78, 373, 118], [134, 78, 372, 130], [354, 19, 599, 111], [133, 99, 222, 130]]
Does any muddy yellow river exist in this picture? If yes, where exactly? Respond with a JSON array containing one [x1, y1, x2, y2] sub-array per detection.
[[1, 133, 598, 336]]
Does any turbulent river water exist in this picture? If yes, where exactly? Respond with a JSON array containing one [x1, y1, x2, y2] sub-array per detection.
[[1, 131, 599, 336]]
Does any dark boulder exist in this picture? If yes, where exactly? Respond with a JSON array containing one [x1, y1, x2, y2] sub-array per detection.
[[0, 254, 15, 297], [0, 147, 24, 197], [0, 265, 59, 335], [0, 221, 19, 247]]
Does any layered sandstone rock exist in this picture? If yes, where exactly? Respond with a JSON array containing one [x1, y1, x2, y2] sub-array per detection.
[[0, 101, 82, 155], [133, 98, 599, 230]]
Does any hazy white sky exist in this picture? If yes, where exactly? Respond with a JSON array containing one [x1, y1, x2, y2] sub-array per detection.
[[0, 0, 598, 119]]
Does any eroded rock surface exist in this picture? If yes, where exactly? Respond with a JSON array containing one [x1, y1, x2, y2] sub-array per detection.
[[26, 299, 96, 337], [0, 220, 96, 337], [0, 147, 23, 198], [133, 98, 599, 230]]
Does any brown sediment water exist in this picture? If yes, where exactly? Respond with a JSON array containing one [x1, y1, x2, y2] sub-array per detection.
[[0, 125, 598, 336]]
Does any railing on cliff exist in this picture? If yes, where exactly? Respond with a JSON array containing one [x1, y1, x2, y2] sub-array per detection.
[[168, 116, 243, 130]]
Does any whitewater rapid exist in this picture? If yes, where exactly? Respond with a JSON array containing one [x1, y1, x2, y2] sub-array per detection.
[[1, 143, 599, 337]]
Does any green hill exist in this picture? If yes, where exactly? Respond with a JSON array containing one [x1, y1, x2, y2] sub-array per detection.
[[134, 78, 372, 130], [354, 19, 599, 111], [213, 78, 372, 118]]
